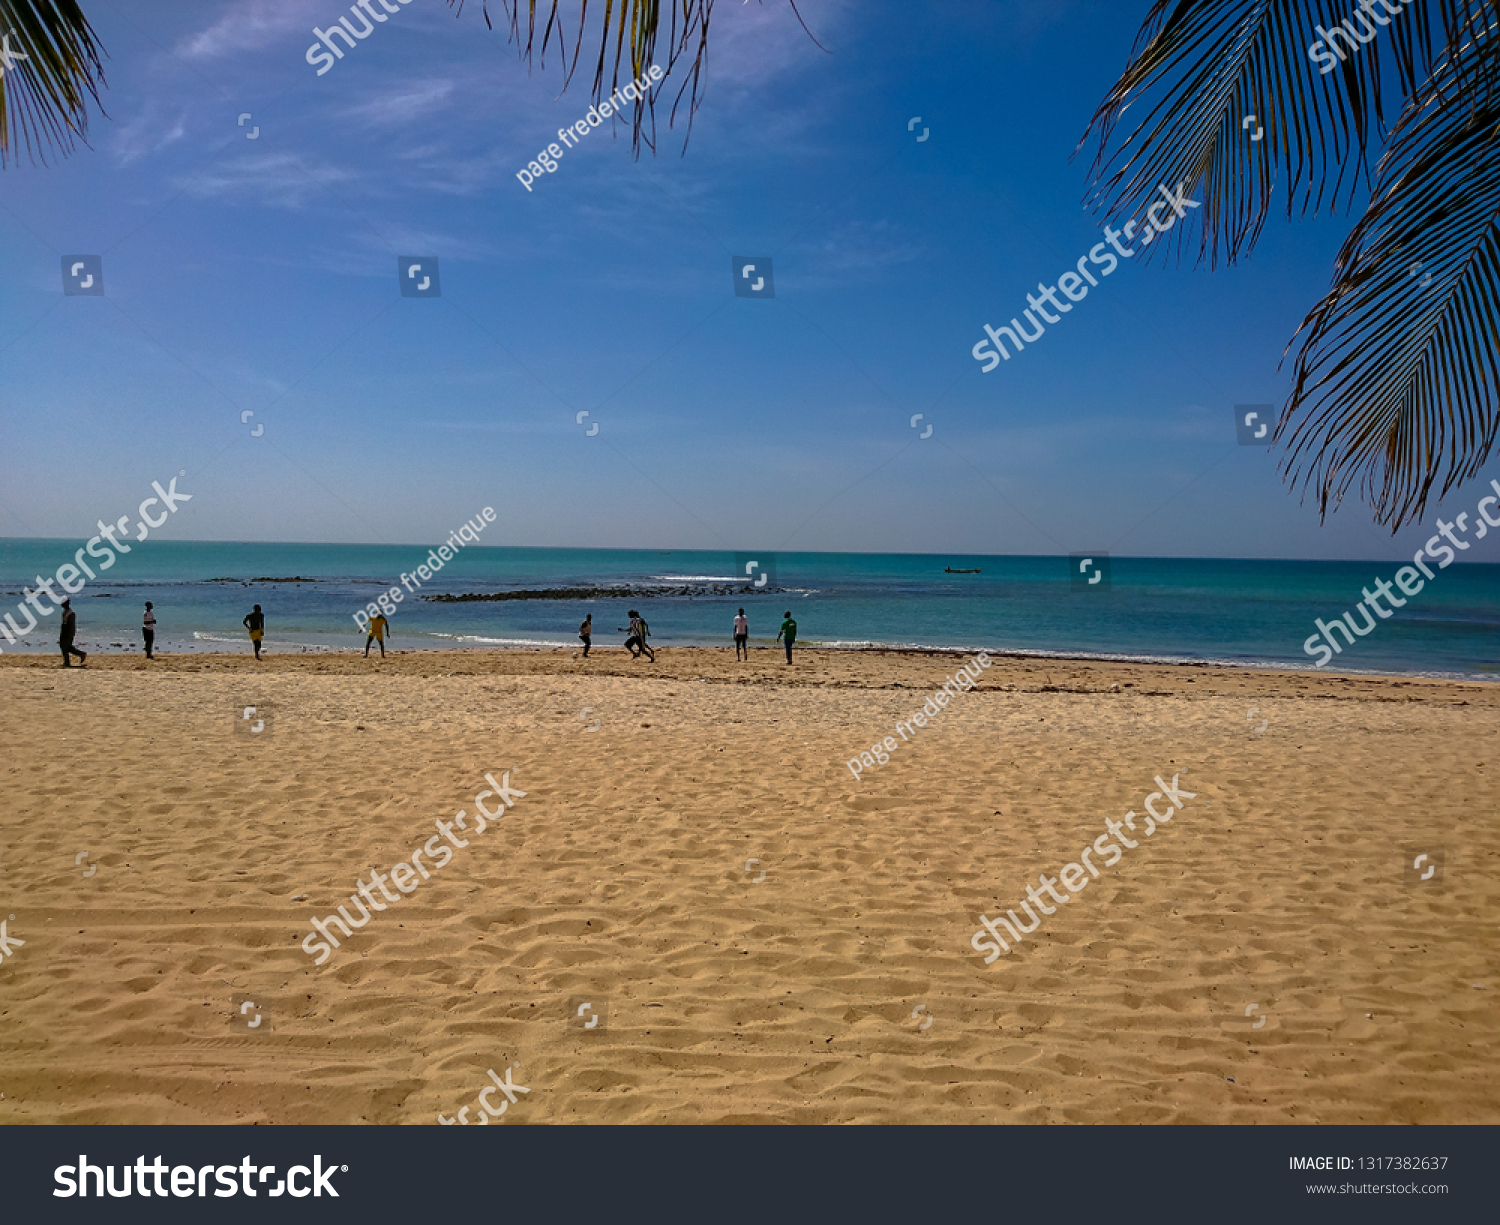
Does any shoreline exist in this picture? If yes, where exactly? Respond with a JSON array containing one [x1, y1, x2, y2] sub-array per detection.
[[1, 644, 1494, 695]]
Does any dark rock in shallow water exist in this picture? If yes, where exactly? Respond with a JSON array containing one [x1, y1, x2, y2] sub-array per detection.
[[426, 584, 785, 603]]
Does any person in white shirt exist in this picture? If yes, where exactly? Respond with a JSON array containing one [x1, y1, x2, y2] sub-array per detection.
[[733, 608, 749, 660]]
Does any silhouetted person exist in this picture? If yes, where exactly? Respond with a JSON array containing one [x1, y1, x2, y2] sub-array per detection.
[[776, 610, 797, 664], [734, 608, 749, 660], [243, 604, 265, 659], [59, 598, 86, 667], [143, 601, 156, 659], [579, 614, 592, 658], [365, 612, 389, 657]]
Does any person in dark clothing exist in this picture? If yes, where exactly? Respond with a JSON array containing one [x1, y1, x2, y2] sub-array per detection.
[[579, 614, 592, 658], [776, 610, 797, 664], [243, 604, 265, 659], [59, 598, 86, 667], [143, 602, 156, 659]]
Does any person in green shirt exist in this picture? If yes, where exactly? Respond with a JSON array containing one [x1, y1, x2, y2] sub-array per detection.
[[776, 611, 796, 664]]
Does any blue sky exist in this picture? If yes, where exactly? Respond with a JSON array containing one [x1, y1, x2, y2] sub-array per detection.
[[0, 0, 1487, 561]]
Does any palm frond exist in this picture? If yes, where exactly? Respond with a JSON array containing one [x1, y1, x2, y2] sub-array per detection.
[[1079, 0, 1468, 266], [1280, 5, 1500, 528], [0, 0, 107, 167], [448, 0, 822, 155]]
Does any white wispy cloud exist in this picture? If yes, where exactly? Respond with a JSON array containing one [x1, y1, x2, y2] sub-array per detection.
[[176, 0, 327, 60], [109, 103, 190, 165], [175, 151, 356, 206], [339, 78, 458, 127]]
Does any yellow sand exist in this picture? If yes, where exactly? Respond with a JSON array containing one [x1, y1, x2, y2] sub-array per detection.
[[0, 647, 1495, 1124]]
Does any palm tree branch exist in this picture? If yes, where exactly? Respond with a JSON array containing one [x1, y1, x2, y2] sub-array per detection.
[[1078, 0, 1472, 267], [448, 1, 822, 155], [1280, 8, 1500, 527], [0, 0, 107, 167]]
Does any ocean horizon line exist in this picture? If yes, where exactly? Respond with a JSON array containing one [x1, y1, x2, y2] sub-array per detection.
[[4, 537, 1499, 568]]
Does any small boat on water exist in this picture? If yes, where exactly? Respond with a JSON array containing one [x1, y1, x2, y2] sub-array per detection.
[[944, 566, 981, 573]]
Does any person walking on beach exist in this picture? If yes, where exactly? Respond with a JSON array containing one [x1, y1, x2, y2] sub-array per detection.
[[776, 610, 797, 664], [142, 601, 156, 660], [59, 598, 86, 667], [243, 604, 265, 660], [579, 613, 592, 658], [365, 611, 389, 658], [618, 609, 655, 662], [733, 608, 749, 661]]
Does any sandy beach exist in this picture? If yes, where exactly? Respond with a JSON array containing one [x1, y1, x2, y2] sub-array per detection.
[[0, 646, 1495, 1125]]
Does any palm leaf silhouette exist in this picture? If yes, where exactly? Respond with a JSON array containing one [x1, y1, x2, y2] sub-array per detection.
[[0, 0, 106, 167], [448, 0, 822, 155], [1286, 6, 1500, 525], [1083, 0, 1499, 527], [1081, 0, 1465, 263]]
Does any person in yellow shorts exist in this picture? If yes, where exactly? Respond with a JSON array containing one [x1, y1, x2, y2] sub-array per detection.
[[365, 612, 390, 658], [242, 604, 265, 659]]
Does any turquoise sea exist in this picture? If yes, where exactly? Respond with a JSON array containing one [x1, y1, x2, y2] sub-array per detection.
[[1, 541, 1496, 680]]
